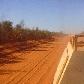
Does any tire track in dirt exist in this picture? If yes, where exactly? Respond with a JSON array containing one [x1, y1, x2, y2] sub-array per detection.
[[15, 45, 60, 84], [17, 45, 62, 84], [2, 41, 57, 84], [6, 43, 57, 84], [0, 37, 68, 84], [7, 37, 67, 84]]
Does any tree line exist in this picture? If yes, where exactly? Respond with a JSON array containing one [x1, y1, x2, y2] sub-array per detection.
[[0, 20, 56, 43]]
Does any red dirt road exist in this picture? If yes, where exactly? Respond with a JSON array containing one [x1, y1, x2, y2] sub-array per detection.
[[0, 36, 69, 84]]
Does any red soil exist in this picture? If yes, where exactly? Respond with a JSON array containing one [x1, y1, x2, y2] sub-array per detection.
[[0, 36, 69, 84]]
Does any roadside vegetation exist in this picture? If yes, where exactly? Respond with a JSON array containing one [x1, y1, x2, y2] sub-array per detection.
[[0, 20, 55, 43], [0, 20, 66, 44]]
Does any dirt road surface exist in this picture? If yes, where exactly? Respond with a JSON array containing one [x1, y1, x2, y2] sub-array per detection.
[[0, 36, 69, 84]]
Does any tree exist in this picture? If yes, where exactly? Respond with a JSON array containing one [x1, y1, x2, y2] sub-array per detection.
[[0, 20, 13, 41]]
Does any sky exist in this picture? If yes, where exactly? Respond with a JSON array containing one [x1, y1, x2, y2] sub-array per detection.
[[0, 0, 84, 33]]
